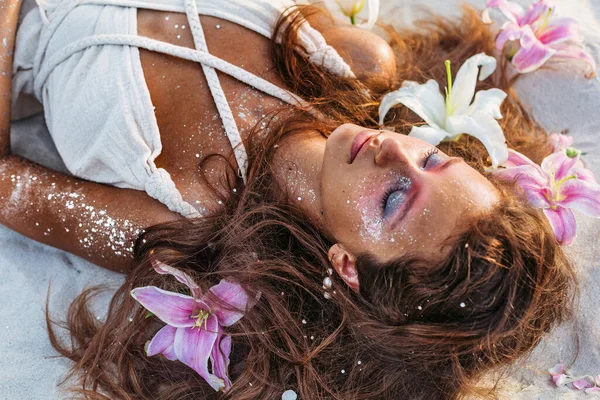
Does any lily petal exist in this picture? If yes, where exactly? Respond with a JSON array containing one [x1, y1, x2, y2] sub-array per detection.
[[573, 378, 595, 390], [152, 259, 202, 299], [445, 111, 508, 168], [146, 325, 178, 361], [408, 125, 450, 146], [548, 133, 573, 152], [548, 363, 566, 376], [552, 42, 597, 78], [503, 148, 542, 169], [572, 166, 597, 183], [174, 315, 223, 391], [492, 165, 551, 208], [512, 26, 556, 73], [537, 17, 582, 45], [496, 22, 523, 50], [335, 0, 364, 16], [206, 280, 250, 327], [555, 373, 570, 386], [487, 0, 524, 24], [131, 286, 195, 328], [482, 8, 493, 25], [355, 0, 380, 30], [520, 0, 550, 26], [541, 150, 579, 181], [211, 333, 233, 390], [558, 179, 600, 218], [450, 53, 498, 115], [467, 88, 507, 119], [378, 80, 446, 127], [543, 207, 577, 245]]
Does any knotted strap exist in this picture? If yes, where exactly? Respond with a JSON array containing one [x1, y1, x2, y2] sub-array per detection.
[[145, 168, 203, 218]]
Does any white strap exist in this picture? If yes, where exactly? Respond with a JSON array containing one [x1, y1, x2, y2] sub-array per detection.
[[34, 34, 308, 108], [183, 0, 248, 184], [33, 33, 312, 185], [145, 168, 204, 218]]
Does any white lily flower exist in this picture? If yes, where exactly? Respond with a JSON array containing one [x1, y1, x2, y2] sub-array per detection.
[[378, 53, 509, 168], [329, 0, 380, 29]]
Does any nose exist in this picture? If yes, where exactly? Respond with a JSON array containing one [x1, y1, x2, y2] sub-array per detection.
[[375, 137, 411, 168]]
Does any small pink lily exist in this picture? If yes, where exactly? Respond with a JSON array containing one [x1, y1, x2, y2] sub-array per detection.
[[485, 0, 596, 77], [131, 260, 253, 391], [548, 132, 573, 152], [548, 363, 600, 393], [492, 148, 600, 245]]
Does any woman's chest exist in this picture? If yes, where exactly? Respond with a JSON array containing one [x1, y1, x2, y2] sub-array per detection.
[[137, 10, 289, 209]]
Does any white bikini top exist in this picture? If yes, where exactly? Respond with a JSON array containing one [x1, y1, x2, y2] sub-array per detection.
[[13, 0, 354, 218]]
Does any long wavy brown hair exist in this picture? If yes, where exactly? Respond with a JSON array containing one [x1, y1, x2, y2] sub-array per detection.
[[48, 5, 578, 400]]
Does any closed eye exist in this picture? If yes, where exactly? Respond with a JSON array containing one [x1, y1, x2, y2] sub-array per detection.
[[380, 147, 440, 216], [421, 147, 441, 169]]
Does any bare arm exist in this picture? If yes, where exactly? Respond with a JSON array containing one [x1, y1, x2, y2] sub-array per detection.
[[0, 5, 182, 272], [0, 156, 182, 272], [0, 0, 20, 153]]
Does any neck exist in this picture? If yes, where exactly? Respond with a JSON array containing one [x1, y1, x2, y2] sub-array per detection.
[[272, 131, 327, 231]]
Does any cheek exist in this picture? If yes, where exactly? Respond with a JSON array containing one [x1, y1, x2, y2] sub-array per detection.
[[323, 137, 348, 171], [357, 195, 385, 243], [444, 178, 480, 211], [323, 181, 372, 241]]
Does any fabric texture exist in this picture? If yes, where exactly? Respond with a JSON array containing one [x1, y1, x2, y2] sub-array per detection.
[[11, 0, 353, 217]]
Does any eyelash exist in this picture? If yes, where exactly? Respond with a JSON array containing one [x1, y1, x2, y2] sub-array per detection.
[[379, 148, 440, 210]]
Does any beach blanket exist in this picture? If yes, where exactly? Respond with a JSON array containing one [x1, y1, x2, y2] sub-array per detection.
[[1, 0, 599, 398]]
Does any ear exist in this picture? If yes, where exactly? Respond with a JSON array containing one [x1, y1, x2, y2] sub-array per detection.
[[328, 243, 359, 293]]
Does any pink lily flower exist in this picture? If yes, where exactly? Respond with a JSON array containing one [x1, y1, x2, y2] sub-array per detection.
[[131, 260, 253, 391], [548, 132, 573, 153], [492, 148, 600, 245], [485, 0, 596, 77]]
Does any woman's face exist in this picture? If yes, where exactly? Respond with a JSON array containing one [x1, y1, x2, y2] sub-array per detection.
[[320, 124, 500, 263]]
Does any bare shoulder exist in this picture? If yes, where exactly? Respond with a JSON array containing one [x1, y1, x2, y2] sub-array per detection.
[[136, 10, 285, 214], [303, 8, 397, 91]]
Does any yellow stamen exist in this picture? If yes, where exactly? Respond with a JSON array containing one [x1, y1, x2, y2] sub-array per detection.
[[192, 309, 211, 330], [352, 0, 367, 15], [336, 0, 367, 21], [552, 174, 577, 202], [538, 8, 553, 32], [445, 60, 454, 116]]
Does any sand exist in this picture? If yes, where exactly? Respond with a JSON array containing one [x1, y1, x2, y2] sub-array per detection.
[[1, 0, 599, 398]]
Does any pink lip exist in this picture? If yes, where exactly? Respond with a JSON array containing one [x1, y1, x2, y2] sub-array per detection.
[[349, 131, 378, 164]]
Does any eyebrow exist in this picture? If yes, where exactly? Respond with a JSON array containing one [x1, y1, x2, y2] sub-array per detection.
[[438, 157, 463, 171], [390, 157, 462, 230]]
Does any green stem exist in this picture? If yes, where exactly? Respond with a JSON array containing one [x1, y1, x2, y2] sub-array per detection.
[[350, 15, 356, 25]]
